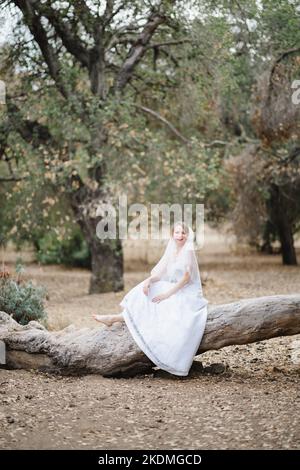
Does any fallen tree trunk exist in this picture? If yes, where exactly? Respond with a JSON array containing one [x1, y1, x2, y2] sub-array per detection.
[[0, 294, 300, 377]]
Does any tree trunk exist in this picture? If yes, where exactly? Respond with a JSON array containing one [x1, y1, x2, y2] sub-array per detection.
[[278, 215, 298, 265], [67, 171, 124, 294], [260, 220, 274, 254], [269, 184, 297, 265], [1, 294, 299, 377], [88, 237, 124, 294]]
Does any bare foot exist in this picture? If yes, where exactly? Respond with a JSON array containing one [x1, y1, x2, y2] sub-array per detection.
[[92, 314, 116, 326]]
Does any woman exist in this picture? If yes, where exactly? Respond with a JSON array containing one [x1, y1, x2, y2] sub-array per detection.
[[93, 222, 208, 376]]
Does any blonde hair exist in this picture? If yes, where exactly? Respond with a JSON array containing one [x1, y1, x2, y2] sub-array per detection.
[[171, 221, 190, 237]]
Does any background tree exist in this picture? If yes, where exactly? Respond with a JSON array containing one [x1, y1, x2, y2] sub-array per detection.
[[201, 0, 300, 264], [0, 0, 197, 292], [0, 0, 233, 288]]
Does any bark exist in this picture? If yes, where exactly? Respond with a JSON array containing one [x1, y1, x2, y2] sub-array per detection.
[[1, 294, 299, 377], [67, 175, 124, 294], [269, 184, 298, 265]]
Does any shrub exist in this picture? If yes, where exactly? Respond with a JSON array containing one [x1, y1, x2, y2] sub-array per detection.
[[0, 269, 48, 326], [35, 229, 91, 268]]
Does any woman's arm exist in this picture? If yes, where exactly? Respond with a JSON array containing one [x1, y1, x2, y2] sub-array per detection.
[[152, 270, 191, 303], [144, 274, 161, 284], [142, 274, 161, 296], [167, 270, 191, 296]]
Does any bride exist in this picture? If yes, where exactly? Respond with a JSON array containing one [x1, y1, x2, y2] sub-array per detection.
[[92, 221, 208, 376]]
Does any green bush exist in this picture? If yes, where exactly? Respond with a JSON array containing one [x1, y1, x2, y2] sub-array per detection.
[[36, 229, 91, 268], [0, 277, 48, 326]]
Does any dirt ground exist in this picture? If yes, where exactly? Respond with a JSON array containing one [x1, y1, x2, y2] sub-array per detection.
[[0, 242, 300, 450]]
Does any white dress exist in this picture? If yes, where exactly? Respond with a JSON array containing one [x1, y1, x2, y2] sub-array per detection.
[[120, 256, 208, 376]]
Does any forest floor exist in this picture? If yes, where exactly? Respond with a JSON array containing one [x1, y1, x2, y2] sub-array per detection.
[[0, 242, 300, 449]]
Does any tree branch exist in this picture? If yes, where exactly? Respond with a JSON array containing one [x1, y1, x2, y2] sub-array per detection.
[[145, 39, 191, 49], [134, 104, 190, 144], [13, 0, 69, 98], [0, 176, 25, 182], [102, 0, 127, 27], [30, 0, 89, 67], [115, 11, 167, 92], [73, 0, 96, 37], [0, 294, 299, 376], [268, 47, 300, 99]]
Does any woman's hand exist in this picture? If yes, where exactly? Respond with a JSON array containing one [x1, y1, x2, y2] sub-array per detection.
[[152, 291, 171, 303], [142, 279, 151, 296]]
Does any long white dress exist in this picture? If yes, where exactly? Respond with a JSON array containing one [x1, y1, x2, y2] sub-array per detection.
[[120, 256, 208, 376]]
